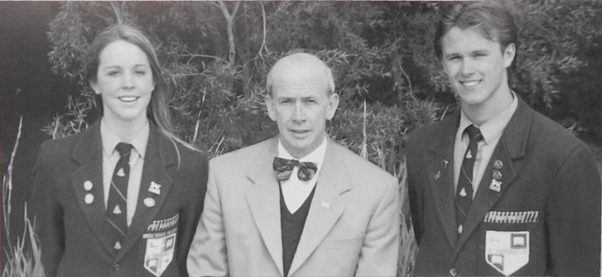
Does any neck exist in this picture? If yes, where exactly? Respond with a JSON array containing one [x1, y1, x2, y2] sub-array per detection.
[[102, 116, 148, 143], [462, 85, 513, 126]]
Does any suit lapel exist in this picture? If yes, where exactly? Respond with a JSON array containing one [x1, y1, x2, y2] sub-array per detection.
[[454, 98, 531, 253], [428, 113, 461, 248], [116, 124, 176, 261], [288, 139, 349, 276], [69, 122, 116, 255], [245, 138, 284, 276]]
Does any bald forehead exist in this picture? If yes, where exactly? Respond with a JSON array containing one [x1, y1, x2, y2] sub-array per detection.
[[268, 54, 332, 96]]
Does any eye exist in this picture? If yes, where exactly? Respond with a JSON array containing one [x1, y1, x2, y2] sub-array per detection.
[[107, 70, 121, 77], [135, 70, 147, 75]]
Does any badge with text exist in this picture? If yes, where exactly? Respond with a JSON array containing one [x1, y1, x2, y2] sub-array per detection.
[[143, 214, 179, 277], [485, 230, 529, 276]]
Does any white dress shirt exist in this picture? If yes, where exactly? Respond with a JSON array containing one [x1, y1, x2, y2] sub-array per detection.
[[277, 136, 327, 214], [453, 93, 518, 197], [100, 119, 149, 226]]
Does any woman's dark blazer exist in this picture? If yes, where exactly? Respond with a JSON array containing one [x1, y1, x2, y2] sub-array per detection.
[[31, 121, 208, 277]]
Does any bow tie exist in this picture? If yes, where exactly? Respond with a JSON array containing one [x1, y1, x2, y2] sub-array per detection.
[[273, 157, 318, 182]]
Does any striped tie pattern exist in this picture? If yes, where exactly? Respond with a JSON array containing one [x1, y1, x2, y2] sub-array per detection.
[[106, 142, 133, 250], [455, 125, 483, 235]]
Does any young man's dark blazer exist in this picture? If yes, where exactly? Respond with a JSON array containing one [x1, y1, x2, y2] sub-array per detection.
[[407, 97, 601, 276], [31, 121, 208, 277]]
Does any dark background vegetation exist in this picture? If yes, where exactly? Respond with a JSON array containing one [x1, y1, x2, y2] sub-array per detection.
[[2, 1, 601, 276]]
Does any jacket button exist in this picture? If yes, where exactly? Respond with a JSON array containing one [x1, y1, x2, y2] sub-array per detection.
[[112, 264, 120, 272], [449, 268, 458, 276]]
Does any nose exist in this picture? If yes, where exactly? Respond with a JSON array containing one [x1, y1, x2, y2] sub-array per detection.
[[292, 102, 305, 123], [460, 58, 475, 76], [122, 72, 135, 90]]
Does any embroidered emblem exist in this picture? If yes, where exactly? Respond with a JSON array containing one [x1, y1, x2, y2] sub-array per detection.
[[459, 187, 467, 197], [149, 182, 161, 195], [486, 231, 529, 276], [117, 168, 125, 177], [114, 241, 122, 250], [143, 214, 179, 277], [484, 211, 540, 224], [113, 205, 122, 215], [85, 193, 94, 204], [489, 179, 502, 192], [466, 150, 473, 159], [84, 180, 93, 191]]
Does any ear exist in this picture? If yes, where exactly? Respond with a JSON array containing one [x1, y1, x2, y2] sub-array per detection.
[[89, 78, 101, 95], [265, 94, 277, 122], [502, 43, 516, 68], [325, 93, 340, 120]]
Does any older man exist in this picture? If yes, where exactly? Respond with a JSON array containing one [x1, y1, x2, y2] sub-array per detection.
[[187, 53, 400, 276], [407, 2, 601, 276]]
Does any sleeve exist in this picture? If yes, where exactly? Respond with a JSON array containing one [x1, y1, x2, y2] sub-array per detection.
[[176, 152, 209, 277], [546, 143, 601, 276], [355, 175, 401, 277], [187, 159, 229, 277], [30, 141, 65, 277]]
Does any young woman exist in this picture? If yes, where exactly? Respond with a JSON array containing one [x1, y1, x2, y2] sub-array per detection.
[[31, 24, 208, 277]]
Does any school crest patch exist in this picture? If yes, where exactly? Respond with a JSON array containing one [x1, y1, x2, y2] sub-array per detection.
[[143, 214, 179, 277], [485, 230, 529, 276]]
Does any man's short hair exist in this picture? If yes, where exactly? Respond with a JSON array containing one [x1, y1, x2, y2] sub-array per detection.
[[266, 53, 335, 96], [434, 1, 518, 59]]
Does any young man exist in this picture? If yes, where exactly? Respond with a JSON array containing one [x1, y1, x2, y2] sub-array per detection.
[[407, 2, 600, 276], [187, 53, 400, 276]]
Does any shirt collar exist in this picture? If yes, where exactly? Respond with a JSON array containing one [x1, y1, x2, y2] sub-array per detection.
[[100, 119, 149, 158], [277, 135, 328, 167], [459, 91, 519, 144]]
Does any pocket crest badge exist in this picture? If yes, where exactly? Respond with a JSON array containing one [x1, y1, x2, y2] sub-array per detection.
[[485, 230, 529, 276]]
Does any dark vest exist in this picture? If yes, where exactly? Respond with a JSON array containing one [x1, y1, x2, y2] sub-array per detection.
[[279, 183, 317, 277]]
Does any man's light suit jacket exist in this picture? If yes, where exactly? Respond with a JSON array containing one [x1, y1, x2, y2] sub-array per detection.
[[187, 137, 400, 277]]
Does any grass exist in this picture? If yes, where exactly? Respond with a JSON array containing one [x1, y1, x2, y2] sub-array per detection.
[[2, 117, 44, 277]]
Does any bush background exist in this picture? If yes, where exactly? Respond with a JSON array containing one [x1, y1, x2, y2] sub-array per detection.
[[1, 1, 601, 276]]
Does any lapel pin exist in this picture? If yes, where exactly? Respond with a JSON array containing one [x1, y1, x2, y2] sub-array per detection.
[[117, 168, 125, 177], [114, 241, 122, 250], [489, 179, 502, 192], [493, 159, 503, 169], [84, 180, 93, 191], [434, 171, 441, 181], [149, 182, 161, 195], [85, 193, 94, 204], [321, 201, 330, 210], [144, 197, 156, 208], [458, 224, 463, 234], [492, 170, 502, 180], [440, 159, 448, 169]]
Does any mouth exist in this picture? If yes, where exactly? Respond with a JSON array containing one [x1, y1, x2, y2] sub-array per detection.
[[460, 80, 480, 88], [290, 129, 310, 137], [118, 96, 139, 102]]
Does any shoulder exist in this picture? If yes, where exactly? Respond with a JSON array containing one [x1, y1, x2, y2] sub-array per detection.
[[37, 128, 92, 160], [332, 142, 397, 186]]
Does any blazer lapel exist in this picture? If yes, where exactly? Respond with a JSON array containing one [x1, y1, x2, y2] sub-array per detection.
[[454, 98, 531, 252], [288, 139, 349, 277], [69, 122, 116, 256], [116, 124, 176, 261], [245, 138, 284, 276], [428, 113, 461, 248]]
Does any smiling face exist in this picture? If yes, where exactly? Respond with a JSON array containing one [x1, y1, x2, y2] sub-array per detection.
[[265, 57, 339, 159], [90, 40, 155, 126], [441, 26, 515, 116]]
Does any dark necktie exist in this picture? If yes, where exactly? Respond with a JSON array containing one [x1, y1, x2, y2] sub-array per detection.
[[106, 142, 133, 251], [455, 125, 483, 235], [273, 157, 318, 182]]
